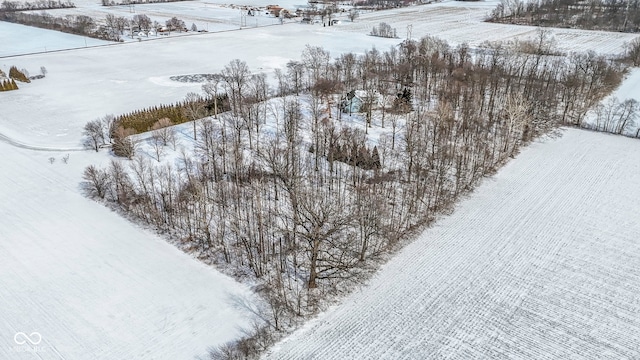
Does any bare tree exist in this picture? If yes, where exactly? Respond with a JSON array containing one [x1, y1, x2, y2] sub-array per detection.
[[301, 45, 330, 87], [183, 92, 205, 141], [83, 119, 105, 152], [101, 114, 117, 144], [625, 38, 640, 66], [150, 131, 165, 162], [202, 75, 223, 119], [112, 126, 137, 159], [83, 165, 110, 198], [222, 59, 251, 116], [132, 14, 151, 34], [114, 16, 128, 35], [166, 17, 185, 32], [348, 9, 359, 22], [151, 117, 176, 146]]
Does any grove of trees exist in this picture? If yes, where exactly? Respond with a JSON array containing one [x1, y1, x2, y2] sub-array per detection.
[[0, 11, 120, 41], [370, 22, 397, 38], [0, 79, 19, 91], [100, 0, 187, 6], [488, 0, 640, 32], [83, 37, 626, 358], [0, 0, 74, 11]]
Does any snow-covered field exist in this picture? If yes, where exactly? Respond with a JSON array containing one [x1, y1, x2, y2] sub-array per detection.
[[264, 128, 640, 359], [2, 1, 640, 358], [22, 1, 290, 36], [0, 23, 397, 148], [4, 0, 637, 57], [0, 22, 111, 57], [2, 0, 636, 149], [0, 142, 262, 359], [580, 68, 640, 136], [350, 1, 639, 54]]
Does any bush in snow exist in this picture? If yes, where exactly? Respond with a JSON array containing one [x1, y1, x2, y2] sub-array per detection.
[[9, 66, 30, 83]]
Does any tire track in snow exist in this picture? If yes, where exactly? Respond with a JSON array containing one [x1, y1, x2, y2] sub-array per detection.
[[0, 132, 84, 152]]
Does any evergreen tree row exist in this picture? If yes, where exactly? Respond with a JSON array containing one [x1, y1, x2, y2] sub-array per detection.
[[8, 66, 30, 83], [114, 94, 229, 134], [0, 79, 19, 91]]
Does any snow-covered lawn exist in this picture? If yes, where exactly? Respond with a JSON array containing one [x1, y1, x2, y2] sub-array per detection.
[[0, 142, 262, 359], [264, 128, 640, 359]]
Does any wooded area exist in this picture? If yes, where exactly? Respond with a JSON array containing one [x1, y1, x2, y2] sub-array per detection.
[[83, 37, 626, 358], [488, 0, 640, 32]]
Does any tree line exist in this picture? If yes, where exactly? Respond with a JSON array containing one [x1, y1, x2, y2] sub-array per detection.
[[0, 0, 74, 11], [0, 11, 120, 41], [488, 0, 640, 32], [0, 10, 192, 42], [83, 38, 626, 359], [101, 0, 187, 6]]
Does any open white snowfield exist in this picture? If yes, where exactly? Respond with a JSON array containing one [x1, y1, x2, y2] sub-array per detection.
[[1, 1, 640, 359], [21, 1, 291, 36], [347, 0, 639, 54], [264, 128, 640, 359], [0, 142, 263, 359], [4, 0, 637, 58], [6, 0, 638, 53], [0, 23, 398, 148], [1, 0, 636, 149], [0, 21, 111, 57]]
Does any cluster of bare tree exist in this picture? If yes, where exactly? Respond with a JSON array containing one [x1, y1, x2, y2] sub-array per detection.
[[624, 37, 640, 65], [356, 0, 414, 10], [101, 0, 187, 6], [83, 37, 625, 359], [0, 0, 74, 11], [300, 3, 343, 24], [0, 11, 120, 41], [1, 9, 189, 42], [164, 16, 186, 32], [370, 22, 397, 38], [586, 97, 639, 136], [103, 14, 189, 39], [488, 0, 640, 32]]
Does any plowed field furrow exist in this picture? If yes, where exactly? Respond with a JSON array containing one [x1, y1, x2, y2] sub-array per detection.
[[264, 129, 640, 359]]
